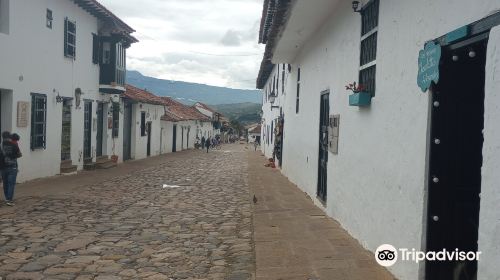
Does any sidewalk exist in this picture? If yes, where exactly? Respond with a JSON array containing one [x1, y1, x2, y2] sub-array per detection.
[[247, 149, 396, 280]]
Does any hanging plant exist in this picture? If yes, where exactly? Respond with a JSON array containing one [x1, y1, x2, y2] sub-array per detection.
[[345, 81, 372, 107]]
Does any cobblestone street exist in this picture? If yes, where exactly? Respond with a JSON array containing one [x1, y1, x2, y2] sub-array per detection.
[[0, 145, 253, 280]]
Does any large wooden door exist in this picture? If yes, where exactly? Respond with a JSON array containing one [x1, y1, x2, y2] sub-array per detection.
[[96, 103, 104, 157], [123, 102, 133, 160], [61, 100, 72, 161], [172, 124, 177, 152], [317, 92, 329, 202], [425, 37, 487, 280], [83, 101, 92, 159], [146, 122, 152, 157]]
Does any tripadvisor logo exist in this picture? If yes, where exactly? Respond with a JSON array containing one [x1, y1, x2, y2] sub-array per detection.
[[375, 244, 482, 267]]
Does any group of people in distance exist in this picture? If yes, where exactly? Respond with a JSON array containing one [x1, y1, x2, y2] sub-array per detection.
[[0, 131, 22, 206], [200, 135, 221, 153]]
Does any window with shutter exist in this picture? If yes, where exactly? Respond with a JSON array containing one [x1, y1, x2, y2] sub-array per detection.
[[359, 0, 379, 95], [64, 18, 76, 59], [92, 33, 99, 64], [30, 93, 47, 150]]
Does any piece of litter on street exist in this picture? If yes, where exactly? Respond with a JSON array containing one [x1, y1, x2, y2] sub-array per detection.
[[162, 184, 181, 188], [224, 151, 231, 153]]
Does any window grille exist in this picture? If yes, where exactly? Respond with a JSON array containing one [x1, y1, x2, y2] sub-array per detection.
[[296, 67, 301, 114], [359, 0, 379, 95], [31, 93, 47, 150], [64, 18, 76, 58]]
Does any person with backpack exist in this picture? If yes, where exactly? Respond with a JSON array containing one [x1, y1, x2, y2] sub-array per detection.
[[0, 131, 22, 206]]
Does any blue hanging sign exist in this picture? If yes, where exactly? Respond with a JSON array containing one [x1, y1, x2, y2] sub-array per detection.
[[417, 41, 441, 92]]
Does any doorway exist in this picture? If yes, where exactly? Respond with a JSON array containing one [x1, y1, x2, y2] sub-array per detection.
[[61, 99, 72, 161], [425, 37, 487, 280], [146, 122, 152, 157], [317, 91, 329, 203], [181, 127, 184, 150], [123, 102, 133, 160], [83, 101, 92, 160], [172, 124, 177, 152], [96, 102, 104, 157], [187, 127, 190, 149]]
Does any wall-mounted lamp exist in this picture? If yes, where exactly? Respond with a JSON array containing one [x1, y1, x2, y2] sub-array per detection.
[[56, 93, 64, 103], [75, 88, 83, 108], [352, 1, 361, 12], [53, 89, 64, 103], [269, 94, 276, 104]]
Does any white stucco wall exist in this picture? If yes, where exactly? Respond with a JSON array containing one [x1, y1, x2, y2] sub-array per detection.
[[478, 26, 500, 280], [160, 120, 175, 154], [130, 103, 163, 160], [271, 1, 500, 279], [0, 0, 103, 182], [260, 64, 288, 161]]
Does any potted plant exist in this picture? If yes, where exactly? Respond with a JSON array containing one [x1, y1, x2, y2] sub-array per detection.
[[345, 82, 371, 106]]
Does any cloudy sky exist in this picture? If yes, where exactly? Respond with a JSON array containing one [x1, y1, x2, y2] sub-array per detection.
[[99, 0, 264, 89]]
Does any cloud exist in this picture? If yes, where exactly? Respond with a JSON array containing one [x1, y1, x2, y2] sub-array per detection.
[[220, 30, 242, 46], [98, 0, 265, 89]]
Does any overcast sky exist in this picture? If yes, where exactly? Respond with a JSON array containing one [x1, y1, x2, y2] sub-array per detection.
[[99, 0, 264, 89]]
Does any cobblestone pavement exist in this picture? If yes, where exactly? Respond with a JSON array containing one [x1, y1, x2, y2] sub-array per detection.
[[0, 146, 254, 280]]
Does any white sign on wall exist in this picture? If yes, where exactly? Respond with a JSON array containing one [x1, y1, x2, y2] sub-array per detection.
[[17, 101, 30, 127]]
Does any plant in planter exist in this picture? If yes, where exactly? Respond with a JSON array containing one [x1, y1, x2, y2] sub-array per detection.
[[345, 82, 372, 106]]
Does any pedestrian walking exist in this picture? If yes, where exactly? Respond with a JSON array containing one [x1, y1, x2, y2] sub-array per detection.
[[0, 131, 22, 206], [205, 137, 211, 153], [254, 141, 258, 151], [201, 136, 206, 150]]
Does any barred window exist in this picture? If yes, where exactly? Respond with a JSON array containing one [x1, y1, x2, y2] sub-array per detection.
[[296, 67, 300, 114], [112, 102, 120, 138], [282, 64, 285, 94], [92, 33, 99, 64], [46, 9, 53, 29], [359, 0, 379, 95], [64, 18, 76, 58], [140, 111, 146, 136], [31, 93, 47, 150]]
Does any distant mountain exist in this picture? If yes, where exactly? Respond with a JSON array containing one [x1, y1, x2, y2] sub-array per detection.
[[212, 103, 262, 125], [126, 70, 262, 105]]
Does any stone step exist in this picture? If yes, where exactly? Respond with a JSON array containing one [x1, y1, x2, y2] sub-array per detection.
[[95, 160, 117, 170], [96, 155, 109, 163], [83, 163, 96, 171], [60, 165, 77, 174]]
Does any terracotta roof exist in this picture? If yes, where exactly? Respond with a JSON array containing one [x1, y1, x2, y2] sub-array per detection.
[[256, 0, 293, 89], [194, 102, 216, 113], [72, 0, 138, 46], [161, 111, 181, 122], [124, 85, 164, 105], [249, 124, 262, 134], [161, 97, 211, 122]]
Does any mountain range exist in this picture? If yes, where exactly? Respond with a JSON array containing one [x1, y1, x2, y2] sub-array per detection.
[[126, 70, 262, 105]]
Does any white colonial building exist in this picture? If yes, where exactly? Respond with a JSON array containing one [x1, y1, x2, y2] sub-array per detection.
[[0, 0, 137, 181], [259, 63, 289, 163], [257, 1, 500, 279], [122, 85, 166, 160], [161, 98, 213, 153]]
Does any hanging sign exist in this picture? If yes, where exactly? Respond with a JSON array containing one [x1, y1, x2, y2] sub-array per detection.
[[417, 41, 441, 92]]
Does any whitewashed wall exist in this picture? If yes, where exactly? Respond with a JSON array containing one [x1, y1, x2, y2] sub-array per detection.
[[478, 25, 500, 280], [0, 0, 102, 182], [160, 120, 174, 154], [260, 64, 288, 160], [130, 103, 163, 160], [276, 0, 500, 279]]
